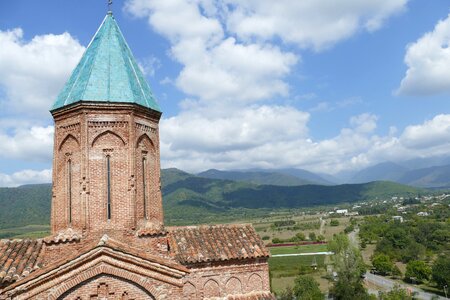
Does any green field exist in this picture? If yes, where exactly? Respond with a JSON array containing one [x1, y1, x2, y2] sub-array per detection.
[[269, 244, 332, 294], [269, 255, 326, 277], [0, 225, 50, 239], [269, 244, 328, 255]]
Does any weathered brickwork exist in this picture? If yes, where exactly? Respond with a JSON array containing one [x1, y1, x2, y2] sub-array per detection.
[[182, 260, 270, 299], [61, 275, 156, 299], [51, 104, 163, 237]]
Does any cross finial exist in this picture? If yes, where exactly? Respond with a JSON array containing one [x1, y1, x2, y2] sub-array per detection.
[[107, 0, 113, 15]]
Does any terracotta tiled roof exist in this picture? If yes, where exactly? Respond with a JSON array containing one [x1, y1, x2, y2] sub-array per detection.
[[168, 224, 270, 264], [43, 228, 81, 245], [0, 239, 43, 285], [136, 222, 167, 237]]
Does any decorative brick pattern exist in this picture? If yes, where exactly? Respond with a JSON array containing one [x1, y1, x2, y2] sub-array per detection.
[[204, 279, 220, 298], [50, 104, 164, 237], [226, 277, 242, 295], [60, 275, 155, 299]]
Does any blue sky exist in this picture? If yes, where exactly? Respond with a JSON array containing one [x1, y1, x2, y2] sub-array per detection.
[[0, 0, 449, 186]]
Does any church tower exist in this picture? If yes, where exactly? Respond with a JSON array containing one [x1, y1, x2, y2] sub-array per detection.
[[50, 12, 164, 238]]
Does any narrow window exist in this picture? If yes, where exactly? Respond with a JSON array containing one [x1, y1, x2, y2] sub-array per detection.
[[106, 155, 111, 220], [142, 157, 148, 219], [67, 160, 72, 225]]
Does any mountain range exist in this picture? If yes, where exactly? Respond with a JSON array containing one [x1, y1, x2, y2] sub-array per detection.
[[197, 168, 332, 186], [0, 168, 424, 230], [197, 160, 450, 188], [349, 162, 450, 188]]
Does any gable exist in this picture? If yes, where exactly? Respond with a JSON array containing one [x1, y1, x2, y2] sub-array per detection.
[[1, 237, 188, 299]]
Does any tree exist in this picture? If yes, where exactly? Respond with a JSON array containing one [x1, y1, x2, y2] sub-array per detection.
[[378, 284, 412, 300], [317, 234, 325, 242], [309, 232, 317, 241], [329, 234, 370, 300], [295, 232, 306, 241], [432, 255, 450, 289], [330, 219, 340, 226], [277, 286, 294, 300], [293, 275, 323, 300], [391, 265, 402, 279], [344, 224, 355, 234], [405, 260, 431, 283], [372, 254, 394, 275], [272, 237, 283, 244]]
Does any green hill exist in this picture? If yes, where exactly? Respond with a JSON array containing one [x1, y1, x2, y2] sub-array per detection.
[[0, 169, 423, 229], [0, 184, 51, 229], [197, 169, 318, 186]]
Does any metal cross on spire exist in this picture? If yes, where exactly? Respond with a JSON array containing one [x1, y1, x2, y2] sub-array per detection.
[[107, 0, 113, 15]]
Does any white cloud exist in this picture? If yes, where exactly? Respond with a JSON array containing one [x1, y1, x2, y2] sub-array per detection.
[[160, 112, 450, 174], [350, 113, 378, 133], [0, 125, 54, 162], [174, 38, 297, 102], [138, 55, 161, 77], [161, 105, 309, 153], [125, 0, 408, 102], [225, 0, 408, 50], [125, 0, 298, 103], [159, 111, 373, 173], [0, 28, 85, 115], [400, 114, 450, 149], [0, 169, 52, 187], [397, 13, 450, 95]]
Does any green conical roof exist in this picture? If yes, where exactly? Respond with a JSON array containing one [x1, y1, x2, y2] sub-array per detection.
[[51, 13, 161, 112]]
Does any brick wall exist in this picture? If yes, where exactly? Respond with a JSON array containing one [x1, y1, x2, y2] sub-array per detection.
[[183, 259, 271, 299], [59, 274, 156, 299], [51, 104, 163, 238]]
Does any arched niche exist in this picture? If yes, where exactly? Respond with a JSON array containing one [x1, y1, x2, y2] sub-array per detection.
[[59, 134, 80, 152], [226, 277, 242, 295], [136, 133, 155, 152], [92, 130, 126, 148], [203, 279, 220, 298], [248, 273, 263, 292], [183, 281, 197, 299]]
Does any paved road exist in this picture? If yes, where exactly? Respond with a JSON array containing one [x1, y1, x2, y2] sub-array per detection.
[[364, 272, 447, 300], [348, 228, 359, 245], [271, 251, 334, 257]]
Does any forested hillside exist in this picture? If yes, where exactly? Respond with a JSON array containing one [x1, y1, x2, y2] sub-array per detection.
[[0, 169, 423, 228]]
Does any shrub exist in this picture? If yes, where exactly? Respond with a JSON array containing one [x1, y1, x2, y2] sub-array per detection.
[[330, 219, 340, 226], [293, 275, 323, 300], [371, 254, 394, 275], [405, 260, 431, 283], [272, 238, 283, 244], [432, 255, 450, 289]]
